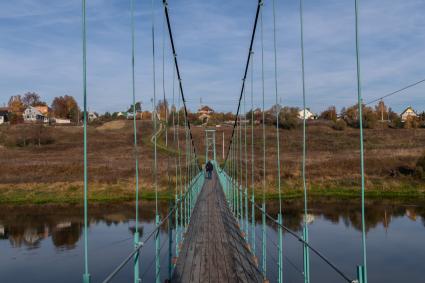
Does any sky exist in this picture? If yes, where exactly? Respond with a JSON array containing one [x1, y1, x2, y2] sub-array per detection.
[[0, 0, 424, 114]]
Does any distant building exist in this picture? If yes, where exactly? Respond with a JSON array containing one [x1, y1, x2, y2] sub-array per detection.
[[400, 106, 418, 122], [23, 106, 48, 123], [198, 106, 214, 123], [0, 107, 9, 124], [88, 112, 98, 122], [298, 108, 316, 120]]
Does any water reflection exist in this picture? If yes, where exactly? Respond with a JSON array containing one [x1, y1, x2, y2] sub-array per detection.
[[0, 201, 169, 250], [0, 198, 424, 250]]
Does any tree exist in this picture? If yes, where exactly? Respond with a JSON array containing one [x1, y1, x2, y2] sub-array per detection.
[[374, 100, 388, 121], [156, 99, 169, 121], [342, 104, 377, 128], [22, 92, 46, 107], [51, 95, 80, 122], [279, 107, 300, 129], [127, 102, 142, 112], [320, 106, 337, 122], [8, 95, 25, 113]]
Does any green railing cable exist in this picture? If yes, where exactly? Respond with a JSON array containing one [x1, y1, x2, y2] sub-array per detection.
[[130, 0, 141, 282], [259, 2, 267, 278], [81, 0, 90, 282], [101, 173, 204, 283], [150, 0, 161, 281], [250, 50, 256, 256], [271, 0, 283, 282], [354, 0, 368, 282], [299, 0, 311, 282], [243, 74, 249, 242]]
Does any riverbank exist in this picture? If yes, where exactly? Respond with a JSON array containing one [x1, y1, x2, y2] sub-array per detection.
[[1, 180, 424, 204]]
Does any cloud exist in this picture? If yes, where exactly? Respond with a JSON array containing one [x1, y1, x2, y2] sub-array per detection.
[[0, 0, 424, 114]]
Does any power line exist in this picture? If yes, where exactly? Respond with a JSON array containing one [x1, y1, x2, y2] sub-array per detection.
[[365, 78, 425, 105]]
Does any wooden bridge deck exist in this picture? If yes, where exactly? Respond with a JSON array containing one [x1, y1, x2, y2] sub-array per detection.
[[171, 172, 264, 283]]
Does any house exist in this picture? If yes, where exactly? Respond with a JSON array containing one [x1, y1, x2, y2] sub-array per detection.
[[198, 105, 214, 116], [298, 108, 316, 120], [23, 106, 48, 123], [88, 112, 98, 122], [0, 107, 9, 124], [198, 106, 214, 123], [400, 106, 418, 122]]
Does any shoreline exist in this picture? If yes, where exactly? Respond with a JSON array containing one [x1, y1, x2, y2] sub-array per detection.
[[1, 181, 424, 205]]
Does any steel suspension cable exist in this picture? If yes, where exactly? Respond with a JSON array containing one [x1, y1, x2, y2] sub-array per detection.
[[354, 0, 368, 282], [162, 0, 201, 170], [222, 0, 262, 170], [81, 0, 90, 282]]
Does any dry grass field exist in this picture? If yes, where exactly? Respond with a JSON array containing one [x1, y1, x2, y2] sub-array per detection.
[[0, 120, 424, 203]]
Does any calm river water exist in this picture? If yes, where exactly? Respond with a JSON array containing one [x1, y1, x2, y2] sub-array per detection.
[[0, 199, 424, 283]]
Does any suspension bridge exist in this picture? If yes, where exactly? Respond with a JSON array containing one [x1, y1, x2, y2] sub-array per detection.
[[79, 0, 369, 282]]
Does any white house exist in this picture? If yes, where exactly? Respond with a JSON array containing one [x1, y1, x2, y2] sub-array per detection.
[[88, 112, 98, 122], [0, 108, 9, 124], [400, 106, 418, 122], [298, 108, 316, 120], [23, 106, 48, 123]]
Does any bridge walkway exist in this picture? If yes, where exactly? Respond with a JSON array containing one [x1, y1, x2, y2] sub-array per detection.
[[171, 171, 263, 283]]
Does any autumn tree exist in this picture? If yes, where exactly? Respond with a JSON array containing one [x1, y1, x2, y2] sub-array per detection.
[[342, 104, 378, 128], [22, 92, 46, 107], [374, 100, 388, 121], [8, 95, 25, 113], [51, 95, 80, 122], [320, 106, 337, 122]]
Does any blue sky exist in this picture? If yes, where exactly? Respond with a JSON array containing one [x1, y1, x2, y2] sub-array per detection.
[[0, 0, 424, 114]]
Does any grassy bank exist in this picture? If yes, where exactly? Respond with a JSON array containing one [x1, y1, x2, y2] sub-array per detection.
[[1, 180, 424, 205]]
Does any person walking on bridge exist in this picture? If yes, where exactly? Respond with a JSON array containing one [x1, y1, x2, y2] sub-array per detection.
[[205, 160, 213, 179]]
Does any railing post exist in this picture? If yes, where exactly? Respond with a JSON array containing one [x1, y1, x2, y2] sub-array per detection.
[[134, 232, 140, 283], [155, 214, 161, 283], [175, 194, 179, 257], [357, 265, 365, 283], [303, 224, 310, 283], [251, 193, 256, 255], [168, 204, 173, 281], [240, 185, 244, 229], [278, 213, 283, 283], [245, 187, 249, 241], [262, 202, 267, 278]]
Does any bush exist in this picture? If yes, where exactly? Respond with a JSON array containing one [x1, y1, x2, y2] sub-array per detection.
[[279, 107, 300, 129], [332, 119, 346, 131], [415, 152, 425, 179], [3, 125, 55, 147]]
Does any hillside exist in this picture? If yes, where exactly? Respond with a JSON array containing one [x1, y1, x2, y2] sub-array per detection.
[[0, 120, 424, 203]]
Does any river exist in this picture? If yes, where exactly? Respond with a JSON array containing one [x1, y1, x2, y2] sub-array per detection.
[[0, 199, 424, 282]]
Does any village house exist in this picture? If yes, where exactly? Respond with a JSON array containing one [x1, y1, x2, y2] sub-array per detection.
[[23, 106, 49, 123], [400, 106, 418, 122], [198, 105, 214, 123], [88, 112, 98, 122], [0, 107, 9, 124], [298, 108, 317, 120]]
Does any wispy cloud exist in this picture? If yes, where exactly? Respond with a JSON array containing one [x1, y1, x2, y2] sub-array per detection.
[[0, 0, 424, 113]]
